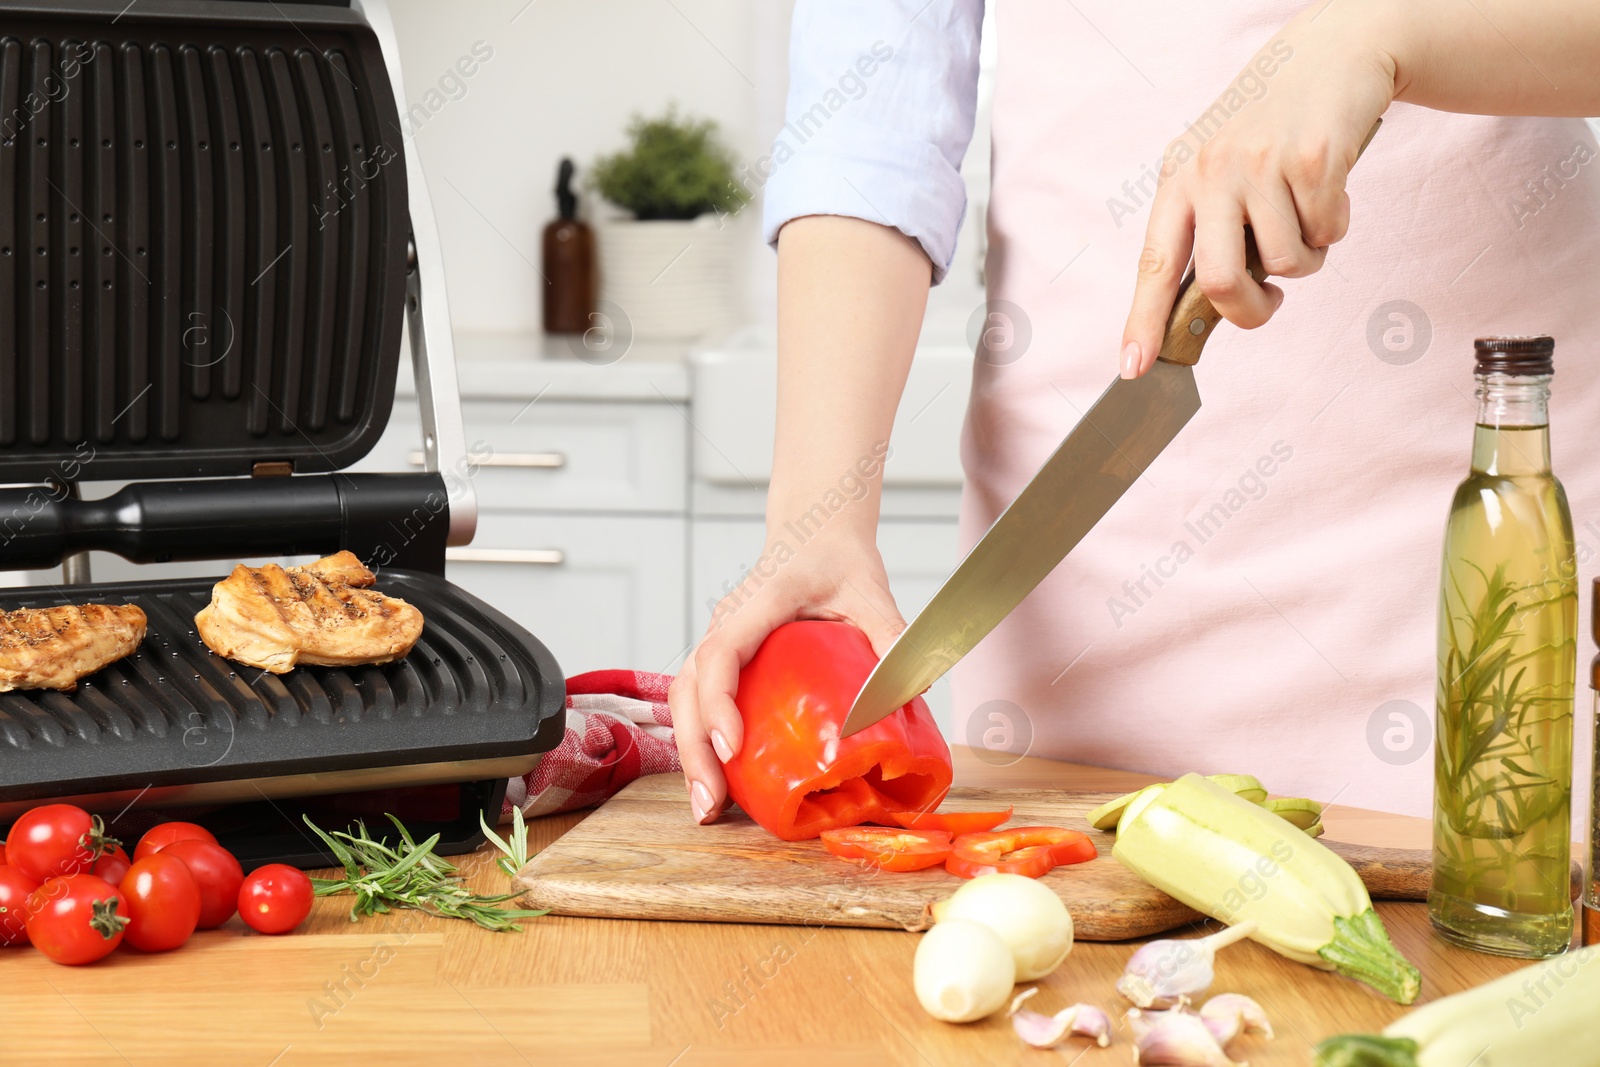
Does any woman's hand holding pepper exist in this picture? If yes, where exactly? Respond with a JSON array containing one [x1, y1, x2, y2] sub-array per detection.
[[671, 530, 905, 825]]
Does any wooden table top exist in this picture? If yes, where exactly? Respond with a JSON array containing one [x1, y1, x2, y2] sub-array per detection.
[[0, 749, 1537, 1067]]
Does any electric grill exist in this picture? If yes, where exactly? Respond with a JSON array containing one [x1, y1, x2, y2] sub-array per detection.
[[0, 0, 565, 865]]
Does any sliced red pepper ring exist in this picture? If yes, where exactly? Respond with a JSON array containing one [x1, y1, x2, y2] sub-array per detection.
[[945, 825, 1098, 879], [886, 807, 1013, 836], [820, 827, 953, 872]]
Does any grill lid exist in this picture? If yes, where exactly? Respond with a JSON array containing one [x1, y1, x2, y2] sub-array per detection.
[[0, 0, 409, 482]]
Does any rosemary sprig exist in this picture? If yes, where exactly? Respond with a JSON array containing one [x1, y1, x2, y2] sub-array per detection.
[[479, 805, 531, 878], [303, 813, 548, 932]]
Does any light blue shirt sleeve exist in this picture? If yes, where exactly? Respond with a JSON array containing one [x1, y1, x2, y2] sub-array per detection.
[[758, 0, 984, 284]]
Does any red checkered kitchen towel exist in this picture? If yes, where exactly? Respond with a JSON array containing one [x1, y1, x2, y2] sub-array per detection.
[[500, 670, 680, 820]]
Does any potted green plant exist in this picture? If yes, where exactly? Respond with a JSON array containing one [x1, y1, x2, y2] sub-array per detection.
[[589, 109, 742, 340]]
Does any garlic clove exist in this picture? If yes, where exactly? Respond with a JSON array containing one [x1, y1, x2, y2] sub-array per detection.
[[1067, 1004, 1113, 1047], [1008, 993, 1114, 1049], [1013, 1008, 1072, 1048], [1128, 1008, 1246, 1067], [1118, 920, 1258, 1009], [1200, 993, 1274, 1045]]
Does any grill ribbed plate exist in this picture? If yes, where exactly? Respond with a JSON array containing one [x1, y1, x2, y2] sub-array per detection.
[[0, 0, 408, 481], [0, 568, 565, 804]]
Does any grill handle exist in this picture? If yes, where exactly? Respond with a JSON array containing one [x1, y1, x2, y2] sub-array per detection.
[[0, 473, 450, 574]]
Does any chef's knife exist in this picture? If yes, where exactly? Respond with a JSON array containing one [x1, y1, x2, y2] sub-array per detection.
[[841, 120, 1383, 737]]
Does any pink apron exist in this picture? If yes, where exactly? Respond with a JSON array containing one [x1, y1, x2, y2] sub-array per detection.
[[956, 0, 1600, 816]]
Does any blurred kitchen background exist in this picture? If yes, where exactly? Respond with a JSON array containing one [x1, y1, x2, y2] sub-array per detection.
[[3, 0, 1597, 777], [364, 0, 1000, 729]]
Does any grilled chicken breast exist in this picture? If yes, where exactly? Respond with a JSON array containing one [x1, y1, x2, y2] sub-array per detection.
[[195, 551, 424, 673], [0, 603, 148, 692]]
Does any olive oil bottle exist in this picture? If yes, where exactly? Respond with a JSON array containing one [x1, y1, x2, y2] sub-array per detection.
[[1431, 336, 1576, 958]]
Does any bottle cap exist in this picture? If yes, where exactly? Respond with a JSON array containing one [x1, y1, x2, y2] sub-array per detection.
[[1474, 336, 1553, 376], [556, 157, 578, 221]]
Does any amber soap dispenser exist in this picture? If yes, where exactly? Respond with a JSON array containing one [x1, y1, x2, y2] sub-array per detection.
[[541, 157, 595, 334]]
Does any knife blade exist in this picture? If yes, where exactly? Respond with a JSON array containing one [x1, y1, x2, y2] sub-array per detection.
[[841, 358, 1201, 737], [841, 119, 1384, 738]]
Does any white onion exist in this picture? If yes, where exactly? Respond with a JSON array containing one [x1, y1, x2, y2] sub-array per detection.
[[913, 918, 1016, 1023], [933, 873, 1074, 981]]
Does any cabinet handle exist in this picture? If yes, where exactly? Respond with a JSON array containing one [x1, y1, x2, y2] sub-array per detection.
[[407, 450, 566, 470], [445, 547, 566, 566]]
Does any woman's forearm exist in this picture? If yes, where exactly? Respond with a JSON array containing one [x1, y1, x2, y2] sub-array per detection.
[[672, 214, 932, 825], [769, 215, 931, 544], [1343, 0, 1600, 115]]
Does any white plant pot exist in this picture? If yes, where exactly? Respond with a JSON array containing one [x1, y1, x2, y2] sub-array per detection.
[[596, 217, 736, 341]]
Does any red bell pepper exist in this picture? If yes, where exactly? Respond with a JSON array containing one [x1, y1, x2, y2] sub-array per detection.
[[724, 620, 953, 841]]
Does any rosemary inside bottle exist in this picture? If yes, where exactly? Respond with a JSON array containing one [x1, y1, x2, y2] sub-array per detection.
[[1431, 423, 1576, 958]]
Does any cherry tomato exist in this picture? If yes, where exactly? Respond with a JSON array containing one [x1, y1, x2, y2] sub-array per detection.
[[0, 866, 41, 946], [134, 821, 217, 861], [119, 854, 201, 952], [819, 827, 953, 872], [945, 826, 1098, 880], [26, 874, 128, 964], [160, 840, 243, 928], [0, 842, 7, 865], [7, 804, 121, 883], [91, 846, 132, 886], [237, 864, 315, 935], [887, 807, 1013, 836]]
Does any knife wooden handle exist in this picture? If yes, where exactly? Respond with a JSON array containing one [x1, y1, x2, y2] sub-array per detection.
[[1156, 117, 1382, 368], [1154, 240, 1264, 368]]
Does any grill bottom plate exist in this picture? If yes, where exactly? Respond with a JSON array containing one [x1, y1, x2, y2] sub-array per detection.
[[0, 567, 565, 808]]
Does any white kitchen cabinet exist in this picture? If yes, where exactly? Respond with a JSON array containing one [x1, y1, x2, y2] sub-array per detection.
[[448, 511, 688, 677], [364, 398, 688, 515], [689, 517, 961, 731]]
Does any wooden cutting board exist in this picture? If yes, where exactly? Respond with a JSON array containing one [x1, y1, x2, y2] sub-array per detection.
[[514, 774, 1436, 940]]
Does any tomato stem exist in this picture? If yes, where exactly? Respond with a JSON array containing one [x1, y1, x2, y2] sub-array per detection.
[[88, 895, 130, 940], [78, 815, 124, 860]]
